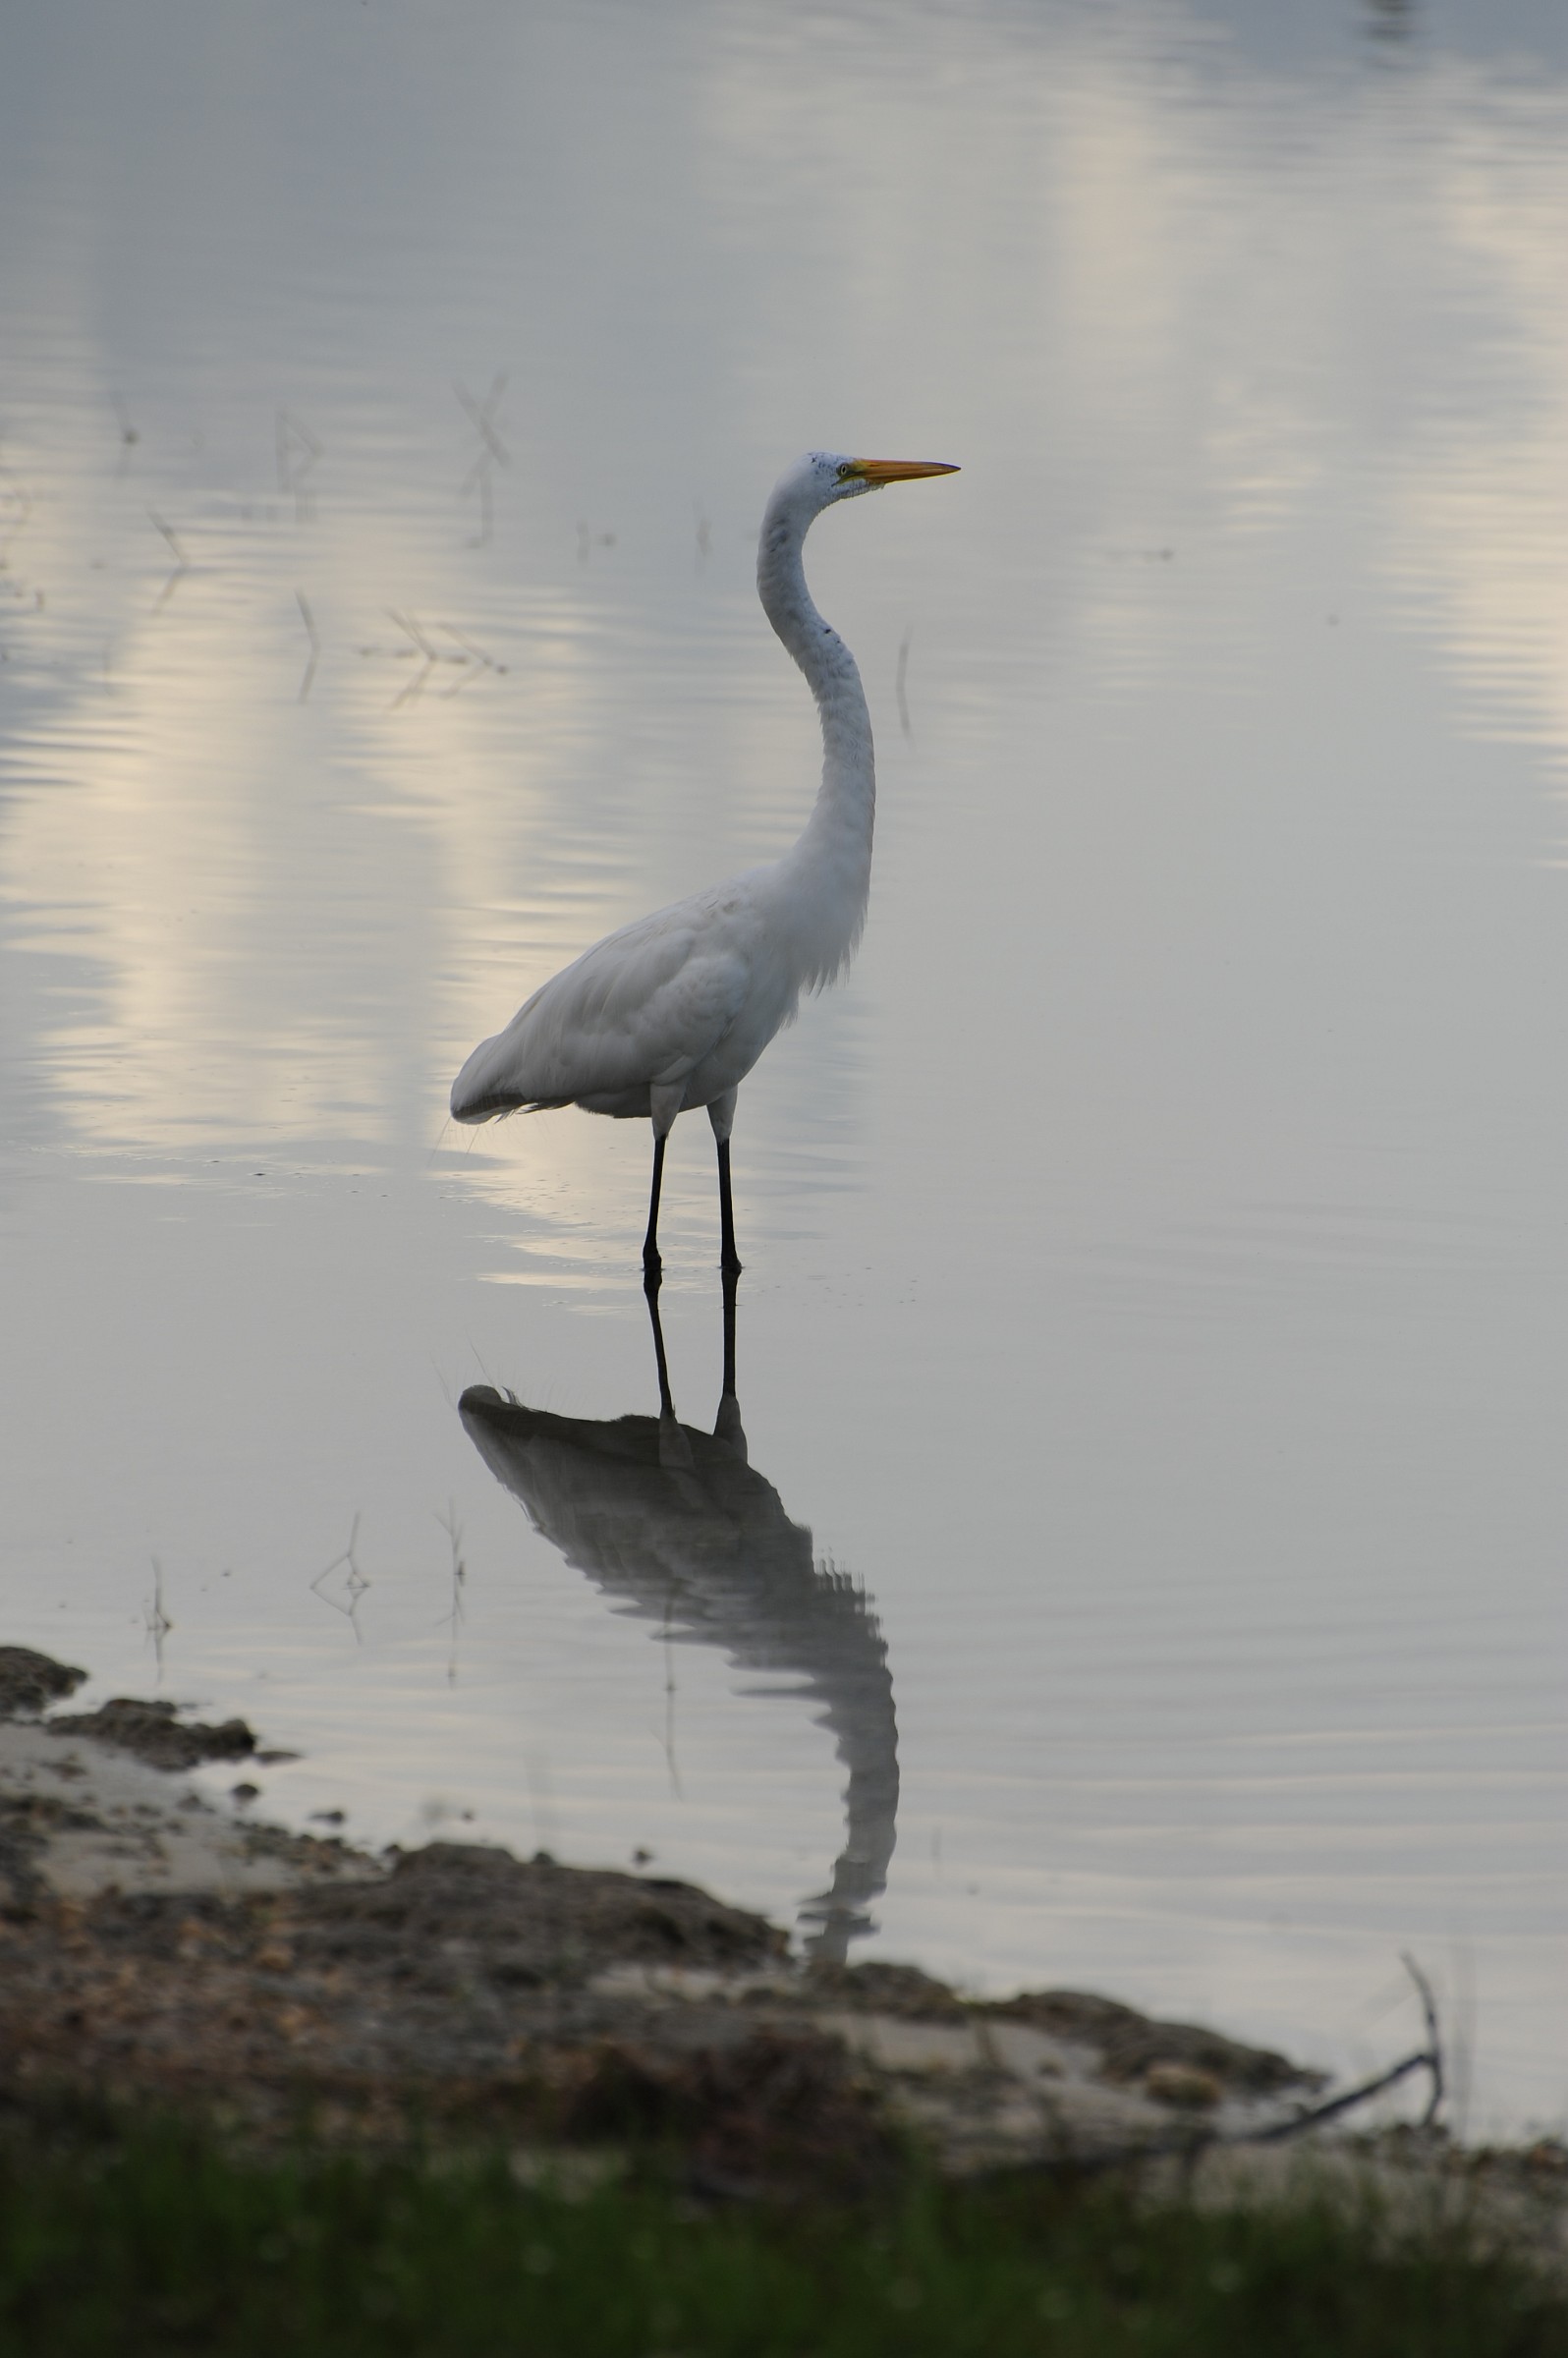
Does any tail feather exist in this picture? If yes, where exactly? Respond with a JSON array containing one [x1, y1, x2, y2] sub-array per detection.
[[451, 1029, 532, 1124], [450, 1090, 523, 1125]]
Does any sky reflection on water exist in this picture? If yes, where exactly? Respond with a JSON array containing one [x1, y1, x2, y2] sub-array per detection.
[[2, 0, 1566, 2131]]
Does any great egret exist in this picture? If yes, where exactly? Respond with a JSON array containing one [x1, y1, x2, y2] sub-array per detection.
[[450, 450, 958, 1271]]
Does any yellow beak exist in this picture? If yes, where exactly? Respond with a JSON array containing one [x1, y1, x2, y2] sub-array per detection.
[[845, 458, 960, 484]]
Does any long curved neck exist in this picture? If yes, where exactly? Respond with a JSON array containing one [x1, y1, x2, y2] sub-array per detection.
[[757, 490, 875, 987]]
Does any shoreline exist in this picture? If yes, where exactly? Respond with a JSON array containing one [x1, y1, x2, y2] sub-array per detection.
[[2, 1644, 1561, 2220]]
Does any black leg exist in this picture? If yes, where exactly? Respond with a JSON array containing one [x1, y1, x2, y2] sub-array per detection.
[[643, 1131, 667, 1273], [644, 1262, 676, 1420], [712, 1260, 747, 1461], [716, 1137, 742, 1273], [720, 1261, 739, 1401]]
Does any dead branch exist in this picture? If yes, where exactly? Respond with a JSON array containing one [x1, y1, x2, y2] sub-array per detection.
[[980, 1954, 1446, 2183]]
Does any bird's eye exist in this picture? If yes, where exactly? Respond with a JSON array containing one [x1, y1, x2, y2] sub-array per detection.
[[836, 462, 857, 481]]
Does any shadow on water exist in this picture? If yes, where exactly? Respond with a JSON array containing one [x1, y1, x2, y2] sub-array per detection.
[[459, 1275, 898, 1964]]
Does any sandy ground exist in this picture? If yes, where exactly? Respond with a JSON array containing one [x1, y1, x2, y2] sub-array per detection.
[[2, 1644, 1563, 2233]]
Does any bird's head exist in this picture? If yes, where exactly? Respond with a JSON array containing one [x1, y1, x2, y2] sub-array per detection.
[[788, 450, 960, 513]]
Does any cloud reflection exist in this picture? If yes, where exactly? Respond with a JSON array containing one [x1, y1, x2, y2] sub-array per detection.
[[459, 1279, 898, 1963], [8, 2, 1568, 1178]]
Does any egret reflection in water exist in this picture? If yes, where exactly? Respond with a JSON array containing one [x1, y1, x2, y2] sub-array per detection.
[[459, 1278, 898, 1962]]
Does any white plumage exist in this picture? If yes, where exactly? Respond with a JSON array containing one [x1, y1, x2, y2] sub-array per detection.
[[450, 448, 957, 1272]]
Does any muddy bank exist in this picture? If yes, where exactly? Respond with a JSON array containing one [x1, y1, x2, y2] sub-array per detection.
[[4, 1644, 1548, 2212]]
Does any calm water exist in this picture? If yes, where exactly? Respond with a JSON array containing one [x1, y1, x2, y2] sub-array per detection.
[[3, 0, 1565, 2131]]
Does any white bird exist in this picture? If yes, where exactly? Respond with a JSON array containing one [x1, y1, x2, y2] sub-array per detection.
[[450, 449, 958, 1274]]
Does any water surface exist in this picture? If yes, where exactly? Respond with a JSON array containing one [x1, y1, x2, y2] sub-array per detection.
[[2, 0, 1566, 2131]]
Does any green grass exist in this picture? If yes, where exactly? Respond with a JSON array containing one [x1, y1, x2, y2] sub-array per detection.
[[0, 2111, 1561, 2356]]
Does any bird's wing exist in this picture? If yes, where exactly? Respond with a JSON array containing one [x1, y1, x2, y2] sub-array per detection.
[[453, 888, 756, 1115]]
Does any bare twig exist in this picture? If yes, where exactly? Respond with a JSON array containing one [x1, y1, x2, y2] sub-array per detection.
[[147, 509, 191, 610], [1250, 2045, 1437, 2146], [148, 512, 188, 566], [296, 590, 320, 703], [276, 408, 322, 522], [436, 1502, 467, 1685], [388, 608, 436, 660], [378, 611, 503, 705], [438, 621, 508, 678], [1401, 1951, 1445, 2128], [456, 375, 508, 545], [311, 1513, 371, 1642], [386, 609, 437, 706], [981, 1958, 1447, 2183], [143, 1559, 174, 1680], [455, 374, 510, 468]]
